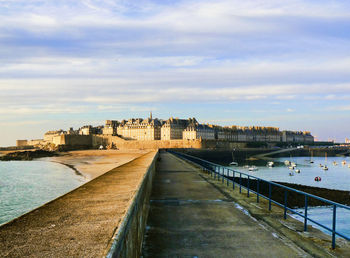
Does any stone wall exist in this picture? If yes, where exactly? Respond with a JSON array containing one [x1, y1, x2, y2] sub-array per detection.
[[92, 135, 203, 150], [16, 140, 28, 147], [105, 152, 158, 258], [53, 134, 92, 149]]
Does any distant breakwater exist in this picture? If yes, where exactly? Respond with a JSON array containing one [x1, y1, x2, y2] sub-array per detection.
[[226, 177, 350, 208]]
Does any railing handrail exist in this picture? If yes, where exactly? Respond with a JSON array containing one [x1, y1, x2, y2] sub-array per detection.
[[169, 150, 350, 249]]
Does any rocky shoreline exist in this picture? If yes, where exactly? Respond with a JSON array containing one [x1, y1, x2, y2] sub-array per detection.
[[0, 150, 59, 161]]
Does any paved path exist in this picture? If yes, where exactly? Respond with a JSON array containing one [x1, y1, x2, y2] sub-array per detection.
[[0, 151, 156, 258], [142, 152, 306, 257]]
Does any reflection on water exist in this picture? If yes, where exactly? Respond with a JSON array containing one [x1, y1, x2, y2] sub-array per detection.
[[0, 161, 86, 225]]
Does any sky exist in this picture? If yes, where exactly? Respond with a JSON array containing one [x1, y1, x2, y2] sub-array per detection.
[[1, 0, 350, 146]]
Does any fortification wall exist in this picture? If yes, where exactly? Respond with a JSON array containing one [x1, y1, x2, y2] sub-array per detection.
[[16, 140, 28, 147], [201, 140, 247, 149], [92, 135, 203, 150], [27, 139, 46, 146]]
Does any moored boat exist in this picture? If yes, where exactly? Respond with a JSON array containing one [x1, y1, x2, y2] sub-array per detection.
[[267, 161, 274, 167], [284, 160, 291, 166], [248, 166, 258, 171]]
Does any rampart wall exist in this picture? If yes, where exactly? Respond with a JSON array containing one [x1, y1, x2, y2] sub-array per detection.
[[92, 135, 203, 150]]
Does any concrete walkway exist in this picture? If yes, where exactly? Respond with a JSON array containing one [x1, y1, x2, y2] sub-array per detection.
[[142, 152, 308, 257]]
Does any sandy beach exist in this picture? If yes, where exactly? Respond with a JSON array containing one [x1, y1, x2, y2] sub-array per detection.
[[39, 149, 149, 180]]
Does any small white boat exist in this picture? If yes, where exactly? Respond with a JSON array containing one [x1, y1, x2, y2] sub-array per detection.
[[248, 166, 258, 171], [288, 166, 294, 170], [229, 161, 238, 166], [284, 160, 291, 166], [295, 169, 301, 173], [291, 162, 297, 168], [319, 164, 324, 168], [267, 161, 274, 167], [289, 171, 294, 176], [333, 161, 338, 166], [243, 165, 250, 168], [341, 160, 346, 165], [323, 165, 329, 171]]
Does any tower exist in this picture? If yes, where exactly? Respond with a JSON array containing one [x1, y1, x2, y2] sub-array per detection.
[[150, 111, 152, 120]]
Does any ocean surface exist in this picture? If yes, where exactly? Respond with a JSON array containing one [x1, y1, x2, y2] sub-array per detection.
[[229, 156, 350, 191], [0, 160, 86, 225], [227, 156, 350, 238]]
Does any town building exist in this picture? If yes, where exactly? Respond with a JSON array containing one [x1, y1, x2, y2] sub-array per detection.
[[103, 120, 120, 135], [117, 118, 162, 140], [183, 123, 215, 140], [161, 117, 195, 140]]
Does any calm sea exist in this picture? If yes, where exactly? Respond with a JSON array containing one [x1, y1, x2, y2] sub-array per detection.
[[0, 161, 86, 225], [227, 156, 350, 238], [229, 156, 350, 190]]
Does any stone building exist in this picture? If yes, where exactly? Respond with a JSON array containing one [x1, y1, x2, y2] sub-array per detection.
[[103, 120, 120, 135], [79, 125, 102, 135], [183, 123, 215, 140], [117, 118, 162, 140], [282, 131, 313, 143], [161, 117, 195, 140], [44, 130, 65, 142]]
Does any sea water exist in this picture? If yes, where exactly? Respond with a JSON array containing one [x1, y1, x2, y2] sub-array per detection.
[[226, 156, 350, 238], [0, 161, 86, 225], [229, 156, 350, 191]]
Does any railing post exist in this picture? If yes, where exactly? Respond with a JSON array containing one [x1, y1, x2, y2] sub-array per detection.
[[232, 171, 235, 190], [284, 191, 288, 219], [239, 173, 242, 193], [257, 179, 260, 203], [332, 205, 337, 249], [304, 195, 308, 231], [227, 169, 229, 186], [268, 183, 272, 211], [247, 175, 250, 197], [222, 167, 224, 183]]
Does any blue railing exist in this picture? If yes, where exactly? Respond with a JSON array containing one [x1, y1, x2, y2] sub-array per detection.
[[169, 151, 350, 249]]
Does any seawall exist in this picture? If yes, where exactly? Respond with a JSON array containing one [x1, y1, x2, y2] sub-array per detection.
[[0, 151, 157, 257]]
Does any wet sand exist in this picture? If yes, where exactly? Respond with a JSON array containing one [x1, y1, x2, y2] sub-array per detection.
[[40, 149, 148, 180], [0, 151, 157, 258]]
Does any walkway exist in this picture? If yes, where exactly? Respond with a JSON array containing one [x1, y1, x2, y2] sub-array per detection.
[[142, 152, 307, 257]]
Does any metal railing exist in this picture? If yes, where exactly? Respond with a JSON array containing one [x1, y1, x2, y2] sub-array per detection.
[[169, 151, 350, 249]]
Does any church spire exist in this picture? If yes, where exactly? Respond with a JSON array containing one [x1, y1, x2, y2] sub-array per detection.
[[150, 111, 152, 120]]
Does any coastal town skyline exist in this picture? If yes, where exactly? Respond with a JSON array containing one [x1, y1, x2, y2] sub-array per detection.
[[1, 0, 350, 146], [0, 111, 344, 147]]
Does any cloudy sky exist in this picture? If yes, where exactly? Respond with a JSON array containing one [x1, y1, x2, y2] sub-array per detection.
[[1, 0, 350, 146]]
